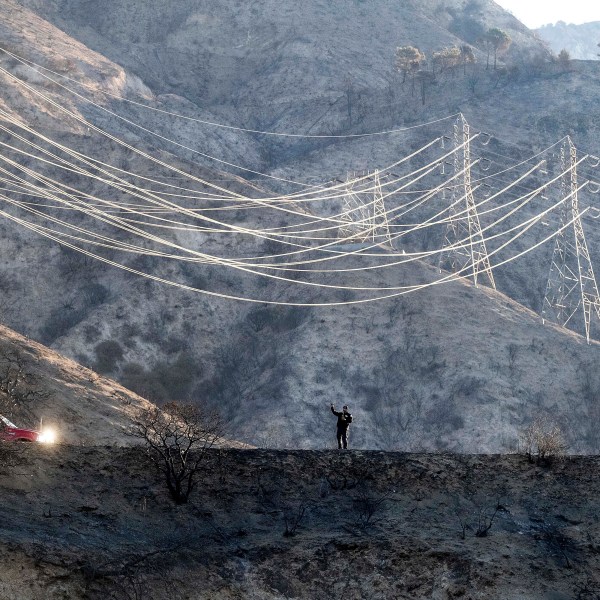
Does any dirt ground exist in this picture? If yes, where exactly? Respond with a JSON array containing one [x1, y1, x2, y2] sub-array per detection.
[[0, 446, 598, 599]]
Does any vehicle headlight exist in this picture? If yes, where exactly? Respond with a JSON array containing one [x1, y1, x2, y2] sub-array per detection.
[[38, 428, 57, 444]]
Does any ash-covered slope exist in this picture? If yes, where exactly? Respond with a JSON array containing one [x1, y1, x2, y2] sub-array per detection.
[[0, 322, 156, 445], [14, 0, 548, 139], [0, 0, 265, 175], [199, 259, 600, 454], [13, 237, 600, 454], [1, 0, 600, 454], [1, 447, 600, 599]]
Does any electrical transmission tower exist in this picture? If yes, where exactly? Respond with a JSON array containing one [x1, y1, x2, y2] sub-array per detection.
[[541, 137, 600, 343], [338, 170, 393, 247], [438, 114, 496, 289]]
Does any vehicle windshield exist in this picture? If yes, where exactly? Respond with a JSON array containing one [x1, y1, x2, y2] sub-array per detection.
[[0, 415, 17, 428]]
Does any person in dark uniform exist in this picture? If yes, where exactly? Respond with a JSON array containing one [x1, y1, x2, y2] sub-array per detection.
[[331, 404, 353, 449]]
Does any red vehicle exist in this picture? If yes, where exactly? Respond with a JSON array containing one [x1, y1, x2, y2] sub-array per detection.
[[0, 415, 40, 442]]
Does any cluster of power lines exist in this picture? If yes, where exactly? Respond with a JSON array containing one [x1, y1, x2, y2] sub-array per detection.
[[0, 48, 600, 340]]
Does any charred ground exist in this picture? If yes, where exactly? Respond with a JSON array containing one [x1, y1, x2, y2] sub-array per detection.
[[2, 445, 600, 599]]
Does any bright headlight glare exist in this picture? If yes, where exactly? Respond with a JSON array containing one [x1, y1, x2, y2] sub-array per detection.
[[38, 428, 56, 444]]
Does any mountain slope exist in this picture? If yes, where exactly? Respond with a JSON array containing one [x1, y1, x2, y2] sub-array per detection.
[[1, 448, 599, 598], [0, 322, 155, 445], [1, 0, 600, 452], [0, 0, 265, 175], [13, 0, 549, 142]]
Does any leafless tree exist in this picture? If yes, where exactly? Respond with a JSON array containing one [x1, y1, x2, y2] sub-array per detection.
[[415, 70, 437, 105], [460, 44, 477, 74], [0, 347, 52, 423], [467, 70, 481, 95], [507, 343, 519, 372], [207, 332, 288, 425], [129, 401, 223, 504]]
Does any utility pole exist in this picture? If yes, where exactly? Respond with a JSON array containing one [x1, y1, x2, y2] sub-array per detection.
[[542, 137, 600, 343], [438, 114, 496, 289]]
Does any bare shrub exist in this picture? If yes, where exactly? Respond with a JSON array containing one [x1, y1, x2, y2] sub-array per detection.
[[81, 545, 179, 600], [536, 521, 573, 568], [120, 363, 164, 402], [58, 247, 99, 283], [452, 376, 484, 398], [455, 495, 505, 538], [351, 482, 389, 530], [129, 401, 223, 504], [424, 396, 464, 434], [507, 343, 519, 371], [82, 282, 110, 307], [206, 333, 288, 423], [247, 306, 277, 332], [283, 501, 310, 537], [473, 501, 501, 538], [520, 417, 567, 465], [274, 306, 310, 332], [121, 353, 199, 403]]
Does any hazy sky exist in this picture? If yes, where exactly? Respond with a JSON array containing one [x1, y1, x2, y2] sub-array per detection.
[[495, 0, 600, 28]]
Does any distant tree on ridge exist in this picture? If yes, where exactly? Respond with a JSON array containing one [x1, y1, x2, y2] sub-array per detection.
[[395, 45, 426, 84], [460, 44, 477, 74], [557, 48, 571, 72], [479, 28, 512, 70]]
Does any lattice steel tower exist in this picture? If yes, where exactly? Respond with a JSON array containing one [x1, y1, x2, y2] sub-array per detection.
[[438, 114, 496, 289], [338, 170, 392, 247], [541, 137, 600, 343]]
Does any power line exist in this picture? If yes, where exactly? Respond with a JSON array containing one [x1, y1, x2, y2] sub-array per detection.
[[0, 65, 598, 329], [0, 47, 460, 140]]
